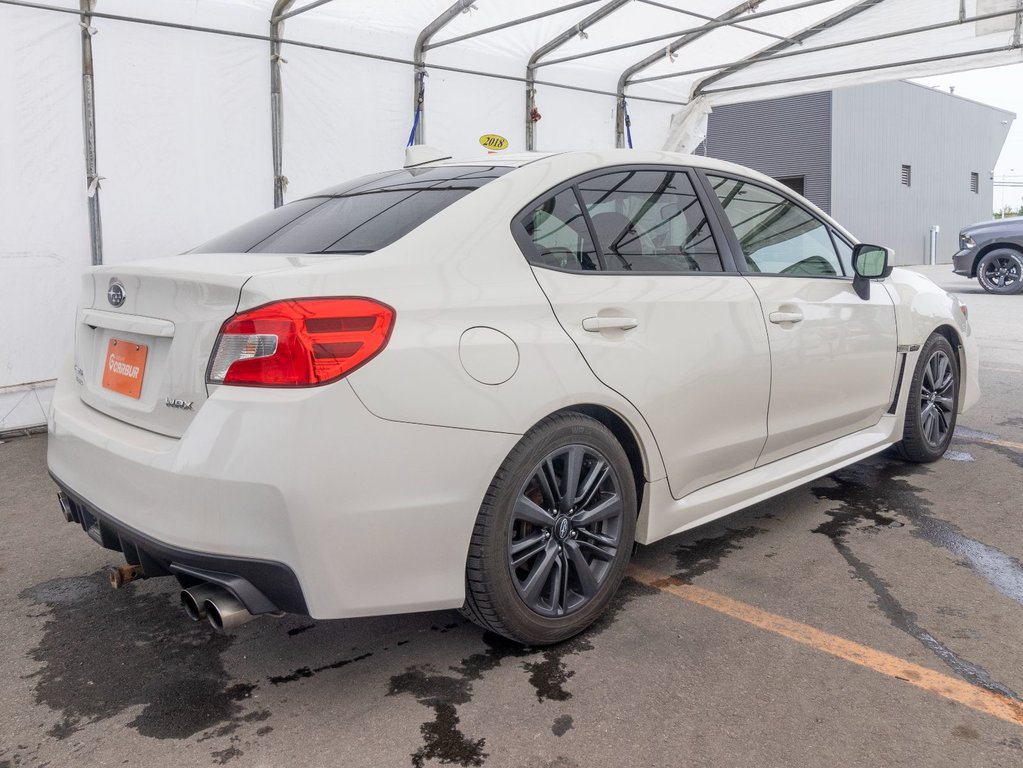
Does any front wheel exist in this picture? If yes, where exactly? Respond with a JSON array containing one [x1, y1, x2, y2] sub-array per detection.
[[976, 248, 1023, 295], [896, 334, 959, 463], [461, 413, 637, 645]]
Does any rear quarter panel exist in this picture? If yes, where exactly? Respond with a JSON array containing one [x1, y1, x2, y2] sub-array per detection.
[[238, 155, 669, 483]]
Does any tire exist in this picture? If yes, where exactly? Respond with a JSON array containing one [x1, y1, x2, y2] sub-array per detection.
[[461, 412, 637, 645], [976, 247, 1023, 295], [896, 333, 959, 463]]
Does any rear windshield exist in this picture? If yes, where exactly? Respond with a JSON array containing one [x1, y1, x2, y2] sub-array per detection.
[[193, 165, 512, 254]]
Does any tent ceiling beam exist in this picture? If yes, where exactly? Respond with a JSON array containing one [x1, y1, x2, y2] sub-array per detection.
[[526, 0, 634, 150], [536, 0, 836, 68], [700, 42, 1023, 95], [635, 0, 791, 42], [271, 0, 335, 23], [693, 0, 887, 96], [614, 0, 761, 148], [0, 1, 687, 108], [425, 0, 603, 50], [629, 3, 1021, 88]]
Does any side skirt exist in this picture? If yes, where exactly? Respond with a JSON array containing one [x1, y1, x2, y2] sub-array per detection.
[[636, 414, 901, 545]]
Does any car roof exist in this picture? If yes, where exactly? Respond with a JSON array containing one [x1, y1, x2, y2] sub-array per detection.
[[432, 149, 849, 237], [433, 149, 773, 181]]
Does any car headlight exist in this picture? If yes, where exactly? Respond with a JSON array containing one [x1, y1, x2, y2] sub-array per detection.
[[959, 233, 976, 250]]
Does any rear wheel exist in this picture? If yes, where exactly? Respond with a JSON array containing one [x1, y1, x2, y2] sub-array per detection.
[[976, 247, 1023, 295], [897, 334, 959, 463], [461, 413, 637, 645]]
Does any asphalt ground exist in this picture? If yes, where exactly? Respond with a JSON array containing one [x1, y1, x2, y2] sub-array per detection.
[[1, 265, 1021, 768]]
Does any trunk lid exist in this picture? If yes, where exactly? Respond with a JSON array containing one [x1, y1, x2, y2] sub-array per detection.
[[76, 254, 337, 437]]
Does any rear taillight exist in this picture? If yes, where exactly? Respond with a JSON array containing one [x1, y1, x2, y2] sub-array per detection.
[[207, 297, 395, 387]]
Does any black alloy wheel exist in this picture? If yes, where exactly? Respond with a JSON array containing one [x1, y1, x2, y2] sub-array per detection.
[[897, 333, 960, 463], [462, 413, 637, 645], [918, 348, 956, 449], [508, 444, 624, 618], [977, 248, 1023, 295]]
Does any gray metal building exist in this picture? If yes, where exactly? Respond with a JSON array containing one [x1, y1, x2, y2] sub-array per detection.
[[700, 81, 1015, 265]]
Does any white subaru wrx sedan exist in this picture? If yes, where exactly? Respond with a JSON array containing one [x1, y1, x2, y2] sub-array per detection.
[[48, 149, 978, 644]]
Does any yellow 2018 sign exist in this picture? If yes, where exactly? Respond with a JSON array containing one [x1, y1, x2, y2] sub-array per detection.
[[479, 134, 509, 151]]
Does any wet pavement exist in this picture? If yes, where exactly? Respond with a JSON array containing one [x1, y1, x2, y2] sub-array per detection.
[[2, 266, 1022, 767]]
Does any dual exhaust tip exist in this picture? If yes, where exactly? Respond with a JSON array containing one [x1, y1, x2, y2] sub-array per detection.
[[181, 584, 255, 632]]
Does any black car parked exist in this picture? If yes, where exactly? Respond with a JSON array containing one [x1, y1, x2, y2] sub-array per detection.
[[953, 217, 1023, 294]]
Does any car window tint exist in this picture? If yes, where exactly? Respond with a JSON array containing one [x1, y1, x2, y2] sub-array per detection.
[[708, 175, 842, 277], [193, 166, 511, 254], [522, 189, 600, 271], [576, 170, 723, 273]]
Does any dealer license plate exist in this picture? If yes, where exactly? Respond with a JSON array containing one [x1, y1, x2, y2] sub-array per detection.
[[101, 338, 148, 399]]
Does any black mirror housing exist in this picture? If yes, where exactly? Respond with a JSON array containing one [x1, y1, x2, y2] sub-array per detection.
[[851, 244, 893, 299]]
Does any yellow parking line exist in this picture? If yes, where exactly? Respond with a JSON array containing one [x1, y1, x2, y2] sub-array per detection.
[[628, 565, 1023, 728], [959, 434, 1023, 453]]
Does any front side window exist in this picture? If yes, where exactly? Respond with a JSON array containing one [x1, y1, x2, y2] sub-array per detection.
[[576, 170, 723, 273], [708, 175, 843, 277]]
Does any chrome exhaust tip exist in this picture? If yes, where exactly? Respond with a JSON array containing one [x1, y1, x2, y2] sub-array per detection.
[[181, 584, 230, 622], [204, 591, 256, 633]]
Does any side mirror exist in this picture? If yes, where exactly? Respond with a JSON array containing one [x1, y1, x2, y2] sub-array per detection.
[[851, 243, 894, 300]]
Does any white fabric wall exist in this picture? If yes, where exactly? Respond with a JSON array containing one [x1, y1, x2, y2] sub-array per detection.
[[93, 20, 273, 262], [0, 6, 89, 430]]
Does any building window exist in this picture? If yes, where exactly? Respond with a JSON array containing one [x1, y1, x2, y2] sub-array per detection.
[[901, 165, 912, 187], [970, 172, 979, 193], [775, 176, 805, 196]]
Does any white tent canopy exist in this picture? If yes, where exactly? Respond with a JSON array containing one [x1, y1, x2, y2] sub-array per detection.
[[1, 0, 1021, 430]]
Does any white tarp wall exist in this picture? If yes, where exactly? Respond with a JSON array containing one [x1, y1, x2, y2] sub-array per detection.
[[1, 0, 1020, 430]]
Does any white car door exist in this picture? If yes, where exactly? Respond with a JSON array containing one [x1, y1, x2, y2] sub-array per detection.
[[705, 173, 899, 466], [516, 167, 772, 500]]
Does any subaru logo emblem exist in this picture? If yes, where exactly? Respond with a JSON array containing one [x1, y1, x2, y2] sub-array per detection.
[[556, 517, 570, 540], [107, 279, 126, 308]]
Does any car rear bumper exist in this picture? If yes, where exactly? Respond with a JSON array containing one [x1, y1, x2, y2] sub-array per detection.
[[47, 364, 519, 619], [951, 248, 975, 277], [53, 479, 306, 614]]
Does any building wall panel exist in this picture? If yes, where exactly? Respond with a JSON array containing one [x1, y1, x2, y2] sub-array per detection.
[[830, 81, 1012, 264], [701, 91, 833, 213]]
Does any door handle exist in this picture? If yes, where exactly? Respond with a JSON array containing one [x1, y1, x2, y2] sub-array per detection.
[[769, 310, 803, 324], [582, 316, 639, 332]]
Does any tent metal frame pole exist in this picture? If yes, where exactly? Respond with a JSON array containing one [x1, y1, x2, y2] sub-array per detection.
[[537, 0, 835, 68], [426, 0, 602, 50], [692, 0, 886, 95], [633, 4, 1023, 86], [2, 1, 686, 109], [614, 0, 762, 149], [79, 0, 102, 265], [413, 0, 477, 145], [526, 0, 632, 151], [700, 43, 1023, 95], [635, 0, 791, 42], [271, 0, 296, 208], [273, 0, 335, 23]]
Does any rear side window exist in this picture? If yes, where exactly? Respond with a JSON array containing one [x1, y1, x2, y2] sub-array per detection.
[[576, 170, 722, 272], [193, 166, 511, 254], [708, 175, 844, 277], [521, 189, 600, 271], [518, 167, 723, 273]]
